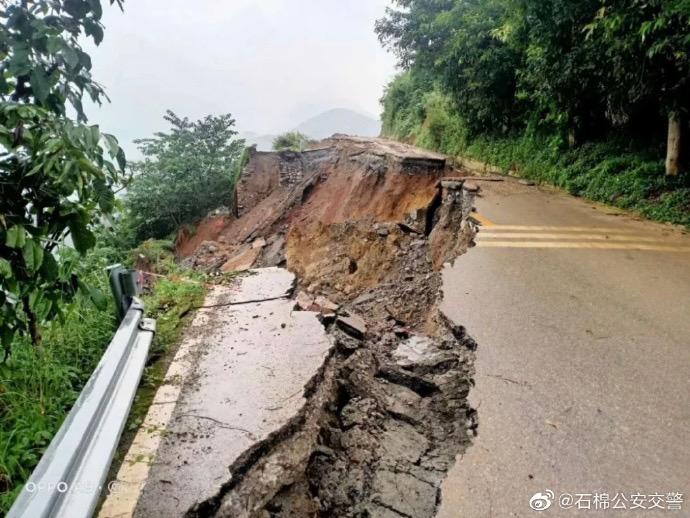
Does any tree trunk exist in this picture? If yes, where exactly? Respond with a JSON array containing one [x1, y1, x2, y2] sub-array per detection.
[[567, 127, 577, 149], [665, 112, 681, 176]]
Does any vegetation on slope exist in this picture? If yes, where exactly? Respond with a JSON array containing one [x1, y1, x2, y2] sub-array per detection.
[[377, 0, 690, 226], [0, 1, 244, 510], [272, 131, 313, 152]]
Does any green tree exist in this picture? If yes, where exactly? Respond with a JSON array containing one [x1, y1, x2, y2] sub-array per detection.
[[585, 0, 690, 175], [125, 111, 245, 241], [377, 0, 525, 135], [272, 131, 312, 152], [517, 0, 605, 144], [0, 0, 126, 349]]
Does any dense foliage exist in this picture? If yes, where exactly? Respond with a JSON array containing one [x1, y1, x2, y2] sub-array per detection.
[[0, 0, 127, 349], [0, 245, 120, 511], [272, 131, 313, 152], [125, 111, 245, 241], [377, 0, 690, 224]]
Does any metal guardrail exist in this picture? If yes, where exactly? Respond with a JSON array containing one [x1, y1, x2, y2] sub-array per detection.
[[7, 269, 155, 518]]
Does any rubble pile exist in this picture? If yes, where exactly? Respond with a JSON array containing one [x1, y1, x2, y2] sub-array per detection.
[[179, 136, 480, 518]]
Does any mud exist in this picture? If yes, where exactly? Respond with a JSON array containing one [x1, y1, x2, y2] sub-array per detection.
[[179, 136, 480, 517]]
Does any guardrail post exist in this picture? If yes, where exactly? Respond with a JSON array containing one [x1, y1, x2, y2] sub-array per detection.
[[107, 264, 143, 320]]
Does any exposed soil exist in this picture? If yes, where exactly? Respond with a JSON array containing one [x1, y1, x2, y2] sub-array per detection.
[[178, 136, 480, 517]]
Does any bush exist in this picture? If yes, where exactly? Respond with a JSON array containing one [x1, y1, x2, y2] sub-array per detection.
[[272, 132, 313, 152]]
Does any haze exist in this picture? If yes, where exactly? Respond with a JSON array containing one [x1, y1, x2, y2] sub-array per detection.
[[85, 1, 397, 157]]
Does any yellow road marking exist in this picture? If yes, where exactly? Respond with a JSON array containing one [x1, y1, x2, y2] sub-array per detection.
[[484, 225, 640, 233], [470, 212, 496, 227], [476, 241, 690, 252], [477, 233, 673, 243]]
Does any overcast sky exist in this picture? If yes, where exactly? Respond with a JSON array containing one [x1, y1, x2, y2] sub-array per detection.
[[85, 1, 398, 157]]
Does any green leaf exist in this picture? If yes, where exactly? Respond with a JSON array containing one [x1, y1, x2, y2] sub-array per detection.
[[88, 286, 108, 310], [0, 258, 12, 278], [64, 0, 91, 19], [39, 252, 59, 282], [116, 148, 126, 171], [67, 219, 96, 254], [8, 43, 31, 76], [85, 20, 104, 45], [22, 240, 45, 273], [103, 133, 120, 156], [77, 49, 92, 70], [6, 225, 26, 249], [30, 68, 51, 103], [89, 125, 100, 147], [96, 183, 115, 212], [61, 44, 79, 69]]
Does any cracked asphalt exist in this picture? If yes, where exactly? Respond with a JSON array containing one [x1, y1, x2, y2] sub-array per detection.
[[438, 178, 690, 517]]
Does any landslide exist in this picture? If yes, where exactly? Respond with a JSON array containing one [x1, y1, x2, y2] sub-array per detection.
[[180, 135, 480, 518]]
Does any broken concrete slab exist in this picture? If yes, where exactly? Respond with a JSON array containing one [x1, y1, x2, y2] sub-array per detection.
[[352, 292, 376, 306], [220, 246, 261, 272], [440, 179, 464, 190], [314, 295, 339, 312], [260, 234, 286, 267], [240, 266, 294, 299], [295, 290, 314, 311], [370, 469, 438, 517], [394, 335, 443, 366], [337, 313, 367, 339], [123, 268, 331, 517], [378, 420, 429, 465], [462, 181, 480, 193]]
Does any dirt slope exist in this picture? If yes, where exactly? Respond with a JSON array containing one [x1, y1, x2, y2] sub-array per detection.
[[178, 136, 480, 517]]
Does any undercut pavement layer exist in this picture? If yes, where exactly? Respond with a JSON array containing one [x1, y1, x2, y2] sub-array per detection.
[[120, 137, 481, 517], [108, 268, 334, 517]]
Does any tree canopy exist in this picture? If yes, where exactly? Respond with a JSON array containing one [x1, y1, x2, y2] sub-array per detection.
[[125, 111, 245, 241], [0, 0, 126, 349], [377, 0, 690, 174]]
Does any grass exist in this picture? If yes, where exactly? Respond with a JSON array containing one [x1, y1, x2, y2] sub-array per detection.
[[123, 274, 206, 434], [100, 240, 209, 502], [0, 240, 208, 514], [0, 250, 118, 513], [462, 135, 690, 228]]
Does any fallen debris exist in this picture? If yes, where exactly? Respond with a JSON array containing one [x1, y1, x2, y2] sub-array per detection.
[[161, 136, 479, 517], [336, 313, 367, 339]]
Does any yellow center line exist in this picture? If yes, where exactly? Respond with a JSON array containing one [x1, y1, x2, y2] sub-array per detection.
[[476, 233, 676, 243], [482, 225, 642, 233], [475, 241, 690, 252]]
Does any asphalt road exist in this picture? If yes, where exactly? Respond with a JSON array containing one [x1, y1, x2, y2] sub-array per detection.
[[437, 179, 690, 517]]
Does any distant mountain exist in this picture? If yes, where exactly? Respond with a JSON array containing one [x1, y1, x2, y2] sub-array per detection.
[[240, 109, 382, 152], [293, 108, 381, 140]]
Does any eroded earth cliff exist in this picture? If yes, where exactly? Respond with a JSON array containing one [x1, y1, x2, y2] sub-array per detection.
[[176, 136, 480, 518]]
